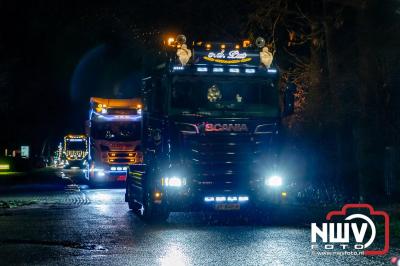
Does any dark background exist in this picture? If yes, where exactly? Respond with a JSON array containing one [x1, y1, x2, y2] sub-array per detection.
[[0, 0, 251, 150], [0, 0, 399, 201]]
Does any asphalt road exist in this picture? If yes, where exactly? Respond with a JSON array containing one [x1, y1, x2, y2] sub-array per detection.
[[0, 168, 397, 265]]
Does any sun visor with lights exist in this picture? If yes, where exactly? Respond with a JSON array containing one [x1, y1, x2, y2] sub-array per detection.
[[195, 45, 260, 66], [90, 97, 142, 116], [167, 35, 277, 75]]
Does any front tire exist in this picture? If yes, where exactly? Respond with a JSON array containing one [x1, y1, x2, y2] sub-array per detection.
[[128, 186, 170, 223]]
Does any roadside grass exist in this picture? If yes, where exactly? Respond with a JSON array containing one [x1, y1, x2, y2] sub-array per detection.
[[376, 204, 400, 248]]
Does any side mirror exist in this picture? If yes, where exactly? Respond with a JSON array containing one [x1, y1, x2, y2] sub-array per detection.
[[283, 83, 296, 116]]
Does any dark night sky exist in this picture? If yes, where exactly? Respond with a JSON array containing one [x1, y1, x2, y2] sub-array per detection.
[[0, 0, 250, 153]]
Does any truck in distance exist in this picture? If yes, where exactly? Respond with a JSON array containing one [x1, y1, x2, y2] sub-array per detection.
[[63, 134, 88, 169], [86, 97, 143, 185]]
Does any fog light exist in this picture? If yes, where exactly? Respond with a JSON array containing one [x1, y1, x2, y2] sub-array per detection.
[[215, 196, 226, 202], [163, 176, 186, 187], [238, 196, 249, 202], [204, 197, 215, 202], [227, 196, 238, 202], [266, 175, 283, 187]]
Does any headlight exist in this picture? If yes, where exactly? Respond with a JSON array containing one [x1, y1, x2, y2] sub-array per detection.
[[265, 175, 283, 187], [162, 176, 186, 187], [96, 168, 105, 177]]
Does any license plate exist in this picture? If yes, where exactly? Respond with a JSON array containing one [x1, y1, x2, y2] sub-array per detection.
[[215, 203, 240, 210]]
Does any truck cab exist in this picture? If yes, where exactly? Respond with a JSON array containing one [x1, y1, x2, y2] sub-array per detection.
[[86, 97, 143, 184], [125, 35, 295, 221], [63, 134, 88, 168]]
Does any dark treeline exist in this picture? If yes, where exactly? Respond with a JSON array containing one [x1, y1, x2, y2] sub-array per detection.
[[246, 0, 400, 202]]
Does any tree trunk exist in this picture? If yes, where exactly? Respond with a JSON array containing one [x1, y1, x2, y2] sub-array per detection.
[[354, 0, 385, 202]]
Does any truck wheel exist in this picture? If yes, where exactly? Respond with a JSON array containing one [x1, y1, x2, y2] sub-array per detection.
[[126, 181, 138, 210], [140, 191, 170, 223]]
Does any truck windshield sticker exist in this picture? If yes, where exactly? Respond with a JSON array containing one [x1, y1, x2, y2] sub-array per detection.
[[203, 56, 252, 64]]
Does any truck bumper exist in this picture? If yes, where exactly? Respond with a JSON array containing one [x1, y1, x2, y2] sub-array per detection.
[[150, 186, 295, 212], [89, 166, 128, 183]]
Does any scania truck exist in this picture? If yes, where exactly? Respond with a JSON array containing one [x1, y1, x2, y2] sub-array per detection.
[[86, 97, 143, 184], [125, 35, 296, 221], [63, 134, 88, 168]]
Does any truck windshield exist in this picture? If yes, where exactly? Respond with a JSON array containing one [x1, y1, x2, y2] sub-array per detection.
[[170, 75, 279, 117], [92, 121, 141, 141], [65, 140, 86, 151]]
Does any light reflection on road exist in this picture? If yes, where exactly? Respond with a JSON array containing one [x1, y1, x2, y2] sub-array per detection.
[[159, 244, 191, 266]]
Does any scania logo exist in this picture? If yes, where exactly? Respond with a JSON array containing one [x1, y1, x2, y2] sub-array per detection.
[[205, 123, 248, 132]]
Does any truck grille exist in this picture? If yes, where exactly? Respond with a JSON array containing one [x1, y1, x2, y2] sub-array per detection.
[[182, 133, 271, 192], [108, 151, 142, 164]]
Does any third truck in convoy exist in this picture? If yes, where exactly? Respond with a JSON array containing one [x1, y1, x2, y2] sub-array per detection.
[[86, 97, 143, 184], [125, 35, 296, 221], [63, 134, 88, 168]]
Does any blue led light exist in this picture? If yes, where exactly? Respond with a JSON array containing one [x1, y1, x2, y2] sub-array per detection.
[[267, 68, 277, 73], [173, 66, 184, 71], [215, 196, 226, 202], [204, 197, 215, 202], [95, 114, 142, 121], [227, 196, 238, 202], [245, 68, 256, 74], [197, 67, 208, 72], [213, 67, 224, 73], [229, 68, 240, 73], [238, 196, 249, 202]]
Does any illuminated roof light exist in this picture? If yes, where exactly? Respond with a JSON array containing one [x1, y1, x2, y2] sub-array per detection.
[[243, 40, 251, 47], [267, 68, 277, 73], [235, 44, 240, 49], [167, 37, 175, 46], [197, 67, 208, 72], [229, 68, 240, 73], [205, 43, 211, 50], [245, 68, 256, 74], [137, 104, 142, 109], [221, 44, 226, 49], [213, 67, 224, 73], [173, 66, 185, 71]]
